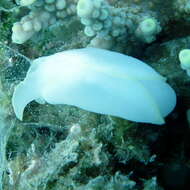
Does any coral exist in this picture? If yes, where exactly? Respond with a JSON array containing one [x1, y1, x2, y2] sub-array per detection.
[[135, 17, 161, 43], [10, 0, 165, 48], [12, 0, 77, 44], [12, 11, 51, 44], [19, 0, 37, 6], [77, 0, 127, 49], [178, 49, 190, 76]]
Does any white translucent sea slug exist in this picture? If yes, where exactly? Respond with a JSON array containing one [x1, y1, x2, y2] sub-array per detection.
[[12, 48, 176, 125]]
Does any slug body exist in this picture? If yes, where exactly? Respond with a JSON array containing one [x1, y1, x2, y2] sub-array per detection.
[[12, 48, 176, 125]]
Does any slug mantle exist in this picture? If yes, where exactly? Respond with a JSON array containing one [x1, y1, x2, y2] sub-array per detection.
[[12, 47, 176, 125]]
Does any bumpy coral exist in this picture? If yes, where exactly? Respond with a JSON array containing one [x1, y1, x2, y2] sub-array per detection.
[[12, 0, 77, 44], [135, 17, 161, 43], [77, 0, 127, 48], [178, 49, 190, 76], [19, 0, 37, 6], [11, 0, 164, 48]]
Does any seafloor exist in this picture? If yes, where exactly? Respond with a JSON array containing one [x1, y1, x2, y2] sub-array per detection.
[[0, 0, 190, 190]]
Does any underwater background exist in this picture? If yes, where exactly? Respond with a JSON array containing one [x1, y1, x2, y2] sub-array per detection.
[[1, 0, 190, 190]]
